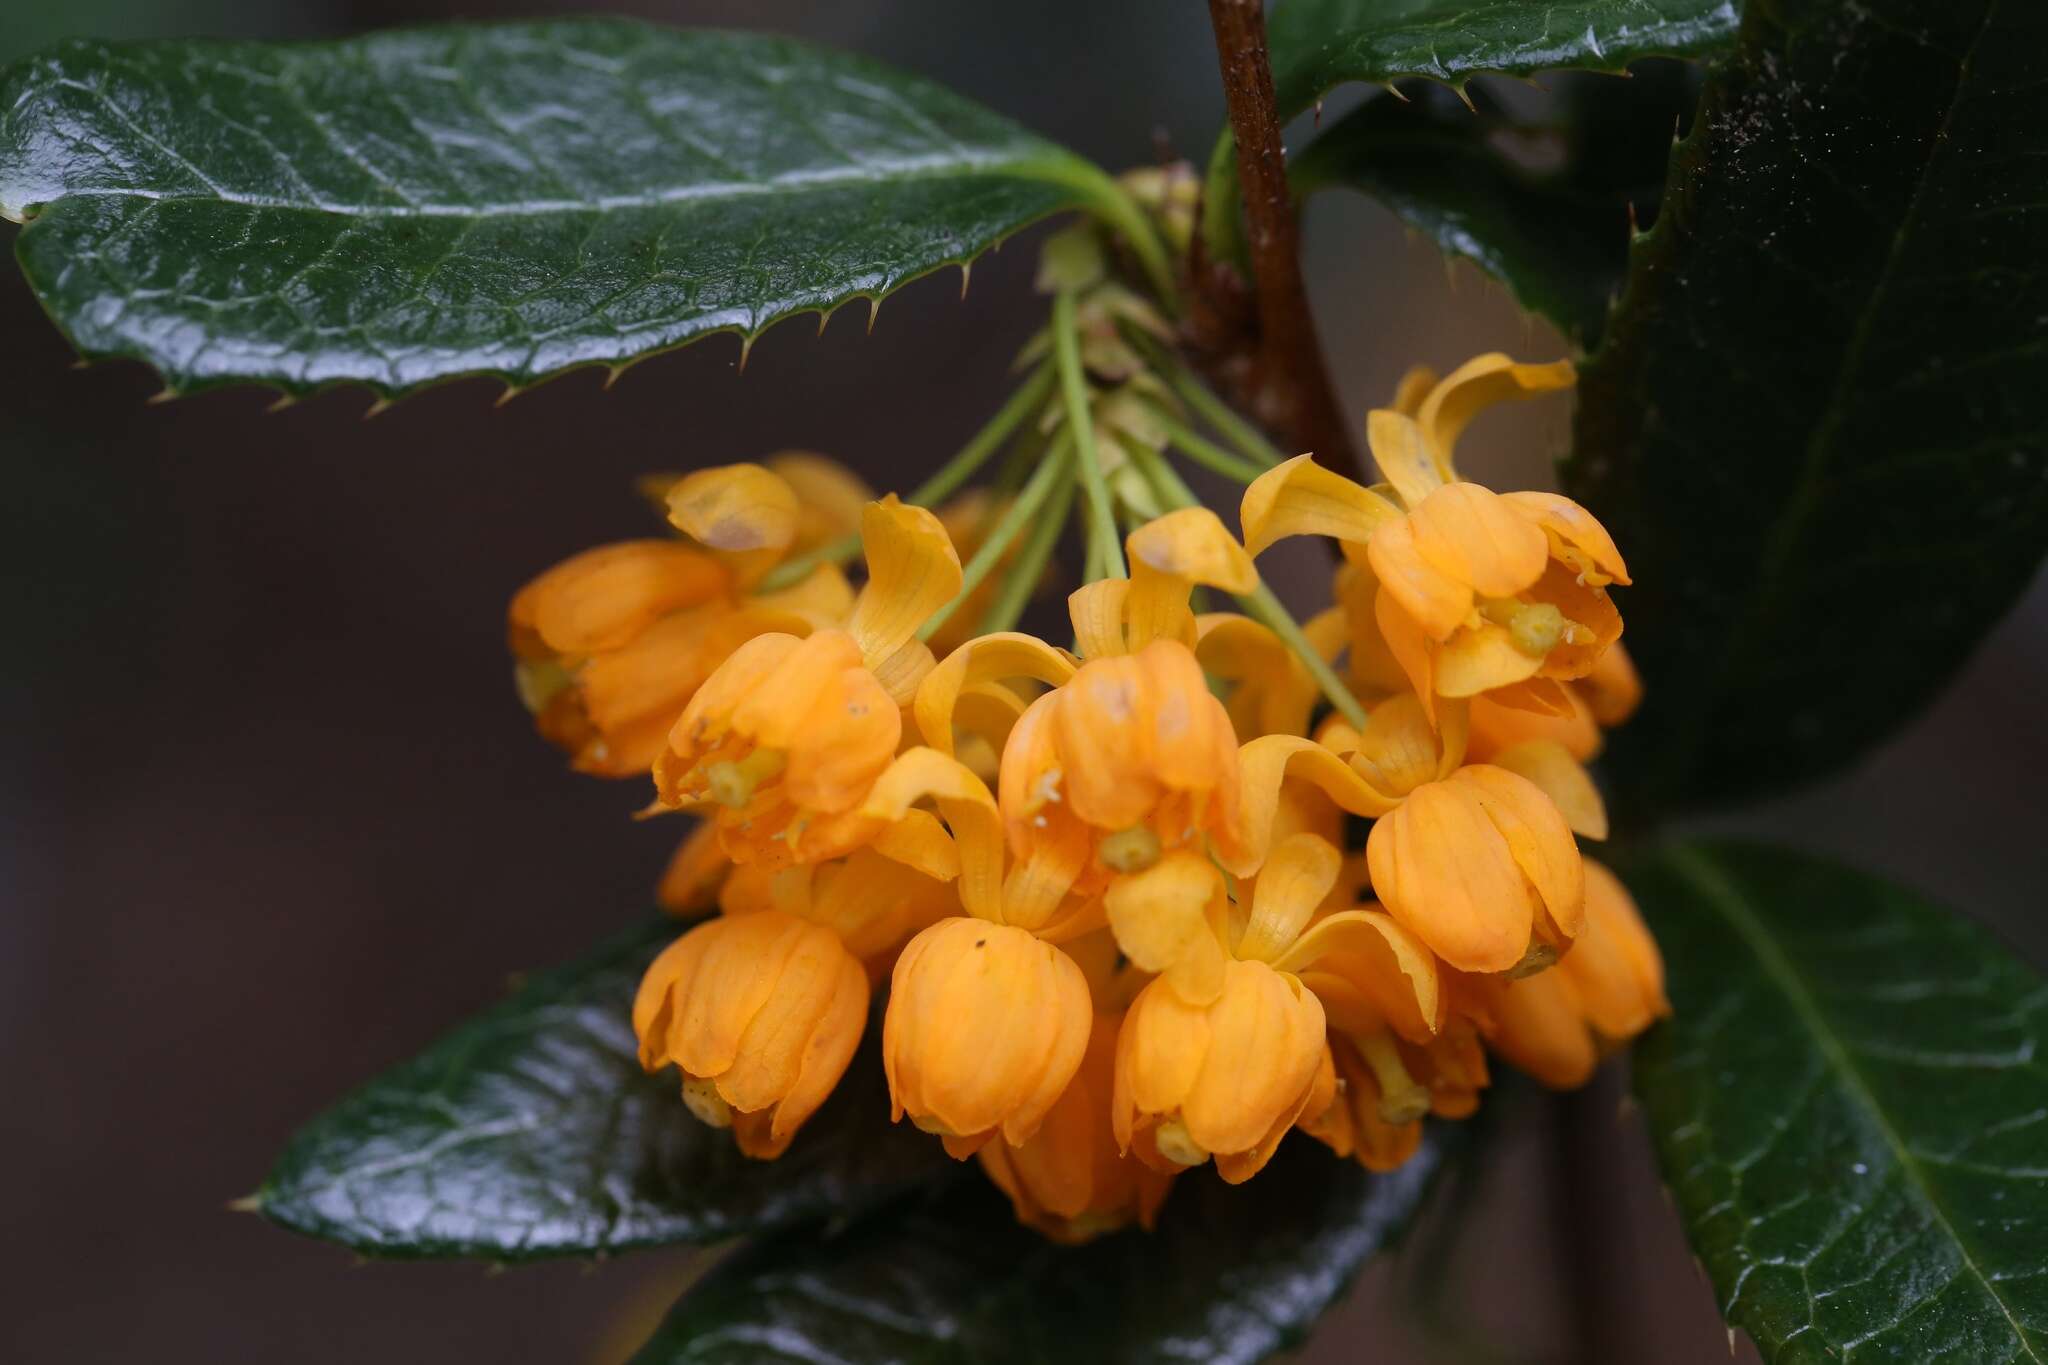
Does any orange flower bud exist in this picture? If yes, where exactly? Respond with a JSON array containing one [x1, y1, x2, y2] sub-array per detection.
[[1366, 764, 1585, 976], [1489, 859, 1668, 1088], [977, 1012, 1175, 1243], [1113, 958, 1326, 1183], [632, 909, 868, 1159], [883, 918, 1092, 1157]]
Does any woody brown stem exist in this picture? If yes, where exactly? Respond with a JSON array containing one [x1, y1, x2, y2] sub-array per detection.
[[1202, 0, 1359, 476]]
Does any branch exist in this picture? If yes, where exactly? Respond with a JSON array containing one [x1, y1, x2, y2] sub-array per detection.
[[1201, 0, 1359, 476]]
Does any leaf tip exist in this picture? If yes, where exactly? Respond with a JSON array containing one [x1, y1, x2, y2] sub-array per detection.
[[226, 1193, 263, 1214], [363, 396, 396, 421], [266, 393, 298, 415], [494, 383, 525, 409], [146, 385, 181, 406], [958, 261, 972, 300], [866, 296, 881, 335], [736, 331, 757, 374]]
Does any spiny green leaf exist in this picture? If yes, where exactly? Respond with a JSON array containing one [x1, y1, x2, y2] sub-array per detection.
[[0, 21, 1105, 397], [628, 1133, 1450, 1364], [255, 916, 949, 1260], [1291, 64, 1702, 344], [1565, 0, 2048, 813], [1267, 0, 1737, 118], [1627, 841, 2048, 1363]]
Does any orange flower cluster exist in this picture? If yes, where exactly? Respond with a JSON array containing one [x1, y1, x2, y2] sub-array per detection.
[[507, 353, 1667, 1242]]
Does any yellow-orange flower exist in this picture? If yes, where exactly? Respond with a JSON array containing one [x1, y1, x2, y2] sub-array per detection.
[[1115, 955, 1326, 1182], [633, 908, 868, 1158], [1366, 763, 1585, 976], [1489, 858, 1669, 1088], [977, 1012, 1175, 1243], [651, 497, 965, 870], [509, 461, 860, 777], [1103, 834, 1438, 1182], [1240, 355, 1628, 717], [884, 916, 1093, 1158]]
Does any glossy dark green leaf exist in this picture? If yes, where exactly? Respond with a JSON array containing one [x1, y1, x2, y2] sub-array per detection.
[[1565, 0, 2048, 812], [0, 21, 1104, 397], [630, 1131, 1449, 1363], [1267, 0, 1737, 118], [255, 916, 949, 1260], [1292, 65, 1702, 344], [1627, 841, 2048, 1362]]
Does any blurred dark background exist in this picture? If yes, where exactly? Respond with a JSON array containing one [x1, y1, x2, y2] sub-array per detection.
[[5, 2, 2041, 1361]]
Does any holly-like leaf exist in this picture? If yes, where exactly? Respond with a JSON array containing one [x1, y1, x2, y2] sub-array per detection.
[[1292, 65, 1702, 344], [630, 1133, 1449, 1363], [254, 916, 949, 1260], [1267, 0, 1737, 118], [1628, 841, 2048, 1362], [1565, 0, 2048, 812], [0, 20, 1109, 397]]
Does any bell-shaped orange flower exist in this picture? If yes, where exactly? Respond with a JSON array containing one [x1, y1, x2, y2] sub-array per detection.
[[509, 461, 860, 777], [1240, 355, 1628, 717], [884, 916, 1093, 1158], [1489, 858, 1669, 1088], [1366, 763, 1586, 975], [651, 497, 966, 869], [632, 908, 868, 1159], [1114, 956, 1326, 1183], [977, 1011, 1176, 1243]]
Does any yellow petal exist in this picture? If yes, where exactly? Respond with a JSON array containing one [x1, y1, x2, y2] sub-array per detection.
[[1277, 909, 1440, 1043], [748, 562, 856, 630], [1405, 483, 1550, 601], [1565, 858, 1669, 1038], [1068, 580, 1131, 659], [1344, 692, 1453, 800], [864, 747, 1004, 921], [1580, 641, 1643, 727], [667, 463, 800, 553], [1365, 409, 1447, 508], [1389, 364, 1440, 417], [1499, 490, 1630, 586], [1414, 354, 1575, 471], [1103, 850, 1229, 1006], [1236, 832, 1342, 963], [1240, 454, 1402, 557], [914, 632, 1077, 754], [1196, 613, 1317, 741], [1435, 622, 1545, 698], [763, 451, 873, 551], [849, 496, 964, 665], [1127, 507, 1258, 592], [1230, 736, 1399, 877], [1367, 518, 1474, 643], [870, 807, 963, 883], [1489, 740, 1608, 840], [868, 638, 936, 708], [1125, 508, 1258, 650]]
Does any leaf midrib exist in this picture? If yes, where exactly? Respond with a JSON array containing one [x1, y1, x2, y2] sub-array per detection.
[[7, 152, 1077, 225], [1666, 843, 2044, 1360], [1655, 0, 1998, 796]]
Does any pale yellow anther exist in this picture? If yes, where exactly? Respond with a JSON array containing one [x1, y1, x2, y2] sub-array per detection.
[[1508, 941, 1560, 979], [681, 1076, 734, 1129], [1153, 1116, 1210, 1168], [1509, 602, 1566, 656], [911, 1114, 959, 1138], [1357, 1032, 1432, 1125], [1098, 825, 1163, 874], [705, 747, 787, 808], [513, 658, 575, 714]]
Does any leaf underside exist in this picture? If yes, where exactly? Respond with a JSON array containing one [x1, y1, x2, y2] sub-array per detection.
[[255, 915, 950, 1260], [630, 1131, 1449, 1364], [1266, 0, 1738, 118], [1292, 64, 1702, 345], [0, 21, 1093, 397], [1565, 0, 2048, 813], [1627, 841, 2048, 1363]]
